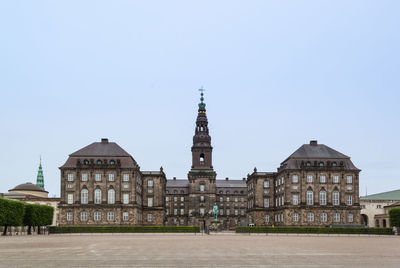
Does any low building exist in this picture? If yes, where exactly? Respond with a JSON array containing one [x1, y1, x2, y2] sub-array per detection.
[[360, 189, 400, 227]]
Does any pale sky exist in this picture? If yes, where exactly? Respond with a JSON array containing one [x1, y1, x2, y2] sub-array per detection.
[[0, 1, 399, 197]]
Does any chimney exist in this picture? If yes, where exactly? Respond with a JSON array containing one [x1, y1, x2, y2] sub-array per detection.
[[173, 177, 176, 180], [101, 138, 109, 144], [310, 140, 318, 146], [225, 177, 229, 181]]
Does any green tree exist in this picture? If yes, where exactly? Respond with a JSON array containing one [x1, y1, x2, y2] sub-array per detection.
[[389, 207, 400, 227], [0, 198, 25, 235]]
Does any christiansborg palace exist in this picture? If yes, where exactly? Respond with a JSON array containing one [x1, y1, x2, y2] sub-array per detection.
[[58, 92, 361, 229]]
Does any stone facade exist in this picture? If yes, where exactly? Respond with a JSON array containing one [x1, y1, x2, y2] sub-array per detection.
[[58, 93, 361, 228]]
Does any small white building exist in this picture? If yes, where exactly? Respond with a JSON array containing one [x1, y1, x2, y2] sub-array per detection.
[[360, 189, 400, 227]]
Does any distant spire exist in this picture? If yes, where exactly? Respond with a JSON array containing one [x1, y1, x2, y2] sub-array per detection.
[[36, 156, 44, 189], [198, 86, 206, 109]]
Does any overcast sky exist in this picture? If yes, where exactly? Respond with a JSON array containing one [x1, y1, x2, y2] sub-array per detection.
[[1, 1, 399, 197]]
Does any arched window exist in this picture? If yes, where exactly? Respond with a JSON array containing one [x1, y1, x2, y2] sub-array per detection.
[[306, 190, 314, 205], [306, 161, 311, 167], [319, 190, 327, 205], [110, 160, 115, 165], [332, 190, 340, 206], [200, 153, 205, 165], [94, 189, 102, 204], [83, 159, 89, 165], [319, 162, 324, 167], [81, 189, 88, 204], [332, 162, 337, 167], [108, 188, 115, 204], [97, 160, 102, 165]]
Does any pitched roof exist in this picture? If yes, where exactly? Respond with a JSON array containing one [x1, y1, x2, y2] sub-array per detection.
[[70, 140, 131, 157], [166, 179, 189, 187], [287, 143, 349, 160], [360, 189, 400, 201], [216, 180, 246, 188]]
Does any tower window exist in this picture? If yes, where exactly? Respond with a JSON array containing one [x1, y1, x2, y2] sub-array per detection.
[[200, 153, 205, 165]]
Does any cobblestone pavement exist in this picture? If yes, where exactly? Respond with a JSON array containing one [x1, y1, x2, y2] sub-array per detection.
[[0, 233, 399, 267]]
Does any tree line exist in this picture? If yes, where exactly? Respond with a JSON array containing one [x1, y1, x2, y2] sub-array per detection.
[[0, 197, 54, 235]]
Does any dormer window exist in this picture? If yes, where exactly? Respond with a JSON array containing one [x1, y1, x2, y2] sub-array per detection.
[[306, 161, 311, 167], [97, 160, 102, 165], [319, 162, 324, 167], [332, 162, 337, 167], [83, 159, 89, 165], [200, 154, 205, 165], [110, 160, 115, 165]]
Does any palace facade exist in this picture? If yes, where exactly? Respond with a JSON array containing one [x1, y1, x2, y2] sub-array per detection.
[[58, 92, 361, 228]]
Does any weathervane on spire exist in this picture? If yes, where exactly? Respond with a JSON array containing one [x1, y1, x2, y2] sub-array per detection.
[[198, 86, 206, 109]]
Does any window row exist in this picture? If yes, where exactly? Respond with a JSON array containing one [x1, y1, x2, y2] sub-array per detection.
[[292, 175, 353, 184], [166, 196, 185, 202], [66, 211, 130, 222], [219, 209, 245, 216], [166, 208, 185, 216], [67, 189, 130, 204], [219, 197, 245, 203], [67, 173, 131, 182]]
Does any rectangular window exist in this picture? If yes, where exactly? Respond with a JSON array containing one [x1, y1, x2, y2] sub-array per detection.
[[306, 191, 314, 205], [200, 208, 205, 216], [200, 185, 205, 192], [123, 194, 129, 204], [123, 212, 129, 221], [241, 209, 244, 216], [123, 174, 130, 182], [346, 195, 353, 206], [293, 213, 299, 222], [108, 173, 115, 182], [166, 196, 169, 202], [346, 185, 353, 191], [147, 214, 153, 222], [80, 212, 88, 222], [94, 211, 101, 221], [292, 175, 298, 183], [174, 209, 177, 215], [67, 173, 74, 181], [66, 212, 73, 221], [180, 209, 184, 215], [148, 180, 153, 187], [95, 173, 101, 182], [320, 175, 326, 183], [123, 184, 129, 189], [107, 211, 114, 221], [67, 194, 73, 204], [292, 195, 299, 205], [264, 214, 269, 223], [234, 209, 238, 216], [377, 205, 382, 209], [264, 181, 269, 188], [333, 191, 340, 206], [148, 189, 153, 193], [174, 196, 177, 202], [180, 219, 184, 225], [67, 184, 73, 189], [334, 213, 340, 222], [219, 197, 223, 202], [307, 175, 313, 183], [234, 197, 238, 203], [166, 209, 169, 215], [348, 213, 354, 223], [226, 197, 230, 202], [81, 173, 88, 181], [148, 197, 153, 207], [181, 197, 184, 202], [241, 197, 244, 203], [200, 196, 204, 202], [320, 213, 327, 222], [307, 213, 314, 222], [333, 175, 339, 183], [226, 209, 230, 216], [264, 198, 269, 208], [346, 176, 353, 184]]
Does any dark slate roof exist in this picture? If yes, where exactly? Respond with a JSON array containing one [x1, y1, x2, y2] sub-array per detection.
[[360, 189, 400, 201], [70, 140, 131, 157], [166, 179, 189, 187], [142, 171, 164, 176], [9, 182, 48, 193], [280, 141, 359, 171], [216, 180, 246, 188], [286, 144, 349, 160]]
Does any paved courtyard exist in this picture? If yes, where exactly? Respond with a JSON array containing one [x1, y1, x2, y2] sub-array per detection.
[[0, 233, 399, 267]]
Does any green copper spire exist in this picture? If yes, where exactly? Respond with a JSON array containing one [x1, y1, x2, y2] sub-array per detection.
[[198, 86, 206, 109], [36, 157, 44, 189]]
